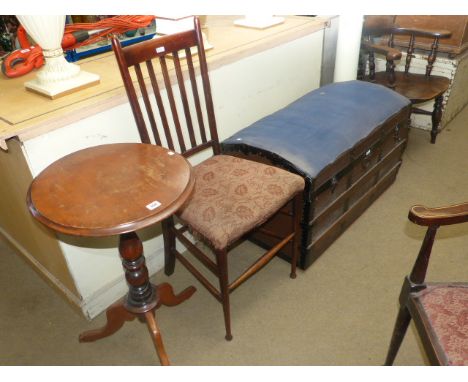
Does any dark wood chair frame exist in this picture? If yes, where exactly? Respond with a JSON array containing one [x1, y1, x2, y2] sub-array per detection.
[[384, 202, 468, 365], [360, 25, 452, 144], [111, 16, 303, 341]]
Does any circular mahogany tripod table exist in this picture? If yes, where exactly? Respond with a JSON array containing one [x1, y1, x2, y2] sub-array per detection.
[[27, 143, 196, 366]]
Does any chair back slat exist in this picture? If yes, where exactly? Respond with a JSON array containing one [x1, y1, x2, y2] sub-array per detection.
[[426, 36, 440, 77], [368, 51, 376, 80], [195, 24, 220, 155], [185, 47, 208, 143], [111, 17, 220, 158], [159, 55, 187, 152], [172, 51, 197, 148], [405, 34, 415, 74], [388, 33, 396, 51], [146, 60, 175, 150], [134, 63, 162, 146], [111, 37, 151, 144]]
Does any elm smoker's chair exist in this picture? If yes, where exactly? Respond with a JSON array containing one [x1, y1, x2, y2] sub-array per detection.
[[111, 16, 305, 341], [385, 202, 468, 366], [359, 19, 451, 144]]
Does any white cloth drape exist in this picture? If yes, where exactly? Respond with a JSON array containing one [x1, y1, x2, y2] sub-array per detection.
[[333, 15, 363, 83]]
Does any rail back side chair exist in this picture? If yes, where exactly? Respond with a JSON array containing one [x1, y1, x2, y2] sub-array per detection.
[[111, 16, 305, 340], [385, 202, 468, 366], [359, 17, 451, 144]]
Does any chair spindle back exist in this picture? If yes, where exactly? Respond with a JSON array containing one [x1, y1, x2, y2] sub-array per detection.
[[111, 16, 220, 158]]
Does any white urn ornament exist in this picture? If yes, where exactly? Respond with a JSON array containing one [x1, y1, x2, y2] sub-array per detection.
[[16, 15, 100, 99]]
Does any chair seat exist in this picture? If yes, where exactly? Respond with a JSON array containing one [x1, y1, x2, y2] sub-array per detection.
[[412, 285, 468, 365], [373, 71, 450, 103], [178, 155, 304, 250]]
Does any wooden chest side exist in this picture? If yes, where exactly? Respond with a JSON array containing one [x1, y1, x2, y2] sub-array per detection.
[[223, 105, 410, 269], [303, 108, 409, 266]]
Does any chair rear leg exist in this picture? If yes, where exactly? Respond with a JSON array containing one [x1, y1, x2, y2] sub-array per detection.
[[430, 95, 443, 144], [216, 249, 232, 341], [290, 193, 302, 279], [162, 217, 176, 276], [384, 305, 412, 365]]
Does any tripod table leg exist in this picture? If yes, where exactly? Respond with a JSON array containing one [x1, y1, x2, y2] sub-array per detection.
[[145, 310, 170, 366], [156, 282, 196, 308], [79, 300, 135, 342]]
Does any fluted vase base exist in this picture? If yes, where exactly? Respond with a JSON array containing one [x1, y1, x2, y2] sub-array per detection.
[[25, 70, 100, 99]]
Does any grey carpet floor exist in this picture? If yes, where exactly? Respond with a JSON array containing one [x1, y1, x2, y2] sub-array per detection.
[[1, 106, 467, 366]]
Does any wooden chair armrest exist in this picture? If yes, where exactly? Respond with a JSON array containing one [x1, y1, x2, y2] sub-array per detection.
[[361, 41, 402, 61], [392, 27, 452, 39], [409, 202, 468, 226]]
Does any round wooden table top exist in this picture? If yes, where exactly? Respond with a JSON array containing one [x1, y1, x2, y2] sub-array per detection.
[[27, 143, 194, 237]]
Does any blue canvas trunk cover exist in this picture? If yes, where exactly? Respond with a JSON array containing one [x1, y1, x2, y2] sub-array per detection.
[[221, 80, 410, 180]]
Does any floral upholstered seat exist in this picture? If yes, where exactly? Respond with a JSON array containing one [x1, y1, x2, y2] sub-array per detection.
[[178, 155, 305, 250], [414, 286, 468, 365]]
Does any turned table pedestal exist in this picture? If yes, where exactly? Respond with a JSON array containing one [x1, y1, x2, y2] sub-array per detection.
[[27, 143, 196, 365]]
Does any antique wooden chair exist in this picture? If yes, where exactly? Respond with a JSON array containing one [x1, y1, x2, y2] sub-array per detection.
[[384, 202, 468, 366], [111, 17, 305, 341], [359, 17, 451, 144]]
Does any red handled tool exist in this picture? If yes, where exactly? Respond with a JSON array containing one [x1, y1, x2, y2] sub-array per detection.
[[1, 16, 155, 78], [1, 45, 44, 78], [1, 27, 101, 78], [1, 25, 44, 78]]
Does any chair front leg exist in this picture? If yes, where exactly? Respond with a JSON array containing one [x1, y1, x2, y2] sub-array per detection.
[[290, 192, 302, 279], [162, 217, 176, 276], [430, 95, 443, 144], [385, 59, 396, 89], [384, 304, 412, 365], [215, 249, 232, 341]]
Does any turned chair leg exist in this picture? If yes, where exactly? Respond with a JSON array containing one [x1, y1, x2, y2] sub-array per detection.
[[216, 249, 232, 341], [162, 217, 177, 276], [430, 95, 443, 144], [384, 305, 412, 365]]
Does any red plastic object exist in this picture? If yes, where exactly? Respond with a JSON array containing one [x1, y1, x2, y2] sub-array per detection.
[[1, 15, 156, 78], [1, 46, 44, 78]]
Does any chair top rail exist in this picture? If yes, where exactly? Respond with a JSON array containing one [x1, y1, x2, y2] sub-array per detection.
[[409, 202, 468, 226], [120, 29, 198, 67], [392, 27, 452, 39]]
